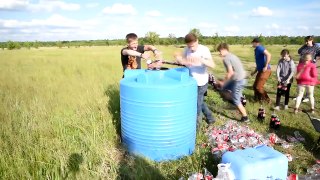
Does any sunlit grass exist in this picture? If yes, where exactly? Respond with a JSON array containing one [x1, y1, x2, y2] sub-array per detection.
[[0, 45, 319, 179]]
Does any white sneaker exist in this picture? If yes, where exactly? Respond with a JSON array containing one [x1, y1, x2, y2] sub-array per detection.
[[302, 98, 309, 103], [284, 105, 289, 110], [274, 106, 280, 111]]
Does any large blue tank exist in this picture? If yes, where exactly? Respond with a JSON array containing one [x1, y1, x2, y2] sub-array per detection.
[[120, 68, 197, 161]]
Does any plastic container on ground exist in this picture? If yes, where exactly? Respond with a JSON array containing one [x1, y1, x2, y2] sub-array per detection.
[[120, 68, 197, 161], [221, 145, 288, 180]]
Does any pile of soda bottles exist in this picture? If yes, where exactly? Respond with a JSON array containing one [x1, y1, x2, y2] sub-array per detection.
[[180, 164, 236, 180], [206, 120, 270, 158], [179, 168, 213, 180], [205, 119, 296, 159], [304, 163, 320, 179]]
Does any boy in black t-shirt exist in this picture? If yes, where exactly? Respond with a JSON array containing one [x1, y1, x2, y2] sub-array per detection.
[[121, 33, 161, 72]]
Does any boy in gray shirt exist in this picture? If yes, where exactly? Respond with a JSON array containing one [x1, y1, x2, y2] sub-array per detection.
[[216, 43, 249, 122]]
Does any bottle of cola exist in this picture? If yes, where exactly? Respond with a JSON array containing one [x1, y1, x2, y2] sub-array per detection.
[[269, 111, 281, 129], [208, 74, 218, 91], [257, 105, 266, 121], [241, 95, 247, 107]]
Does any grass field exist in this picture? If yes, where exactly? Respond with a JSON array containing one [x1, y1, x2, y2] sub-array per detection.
[[0, 45, 319, 179]]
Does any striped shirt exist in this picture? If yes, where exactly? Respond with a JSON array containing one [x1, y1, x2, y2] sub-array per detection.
[[298, 44, 320, 63]]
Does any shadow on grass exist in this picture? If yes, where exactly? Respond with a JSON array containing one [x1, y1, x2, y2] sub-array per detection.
[[117, 155, 165, 180], [104, 84, 166, 179], [212, 107, 238, 121], [198, 147, 219, 177], [62, 153, 84, 180], [105, 84, 121, 138], [270, 124, 320, 158]]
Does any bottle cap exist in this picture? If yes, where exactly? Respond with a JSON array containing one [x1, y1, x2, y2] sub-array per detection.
[[146, 59, 152, 65]]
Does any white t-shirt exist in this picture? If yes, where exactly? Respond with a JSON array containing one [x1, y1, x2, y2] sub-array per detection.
[[184, 44, 212, 86]]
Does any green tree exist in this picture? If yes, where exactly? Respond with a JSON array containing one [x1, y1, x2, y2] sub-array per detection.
[[56, 41, 63, 48], [160, 38, 170, 46], [7, 41, 21, 50], [294, 36, 305, 45], [33, 41, 39, 49], [258, 34, 265, 44], [189, 28, 203, 42], [24, 41, 31, 49], [145, 31, 160, 45], [0, 43, 4, 50], [280, 35, 290, 46], [168, 33, 177, 45]]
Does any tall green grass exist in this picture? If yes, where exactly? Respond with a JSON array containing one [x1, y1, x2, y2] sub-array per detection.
[[0, 45, 319, 179]]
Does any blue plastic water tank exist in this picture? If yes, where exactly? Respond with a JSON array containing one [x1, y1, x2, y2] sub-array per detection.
[[120, 68, 197, 161], [222, 145, 288, 180]]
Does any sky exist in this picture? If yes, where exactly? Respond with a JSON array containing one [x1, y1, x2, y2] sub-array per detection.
[[0, 0, 320, 42]]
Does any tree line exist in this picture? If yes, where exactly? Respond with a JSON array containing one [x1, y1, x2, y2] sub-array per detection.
[[1, 29, 319, 50]]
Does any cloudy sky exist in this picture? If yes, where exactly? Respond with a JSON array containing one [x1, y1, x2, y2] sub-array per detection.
[[0, 0, 320, 42]]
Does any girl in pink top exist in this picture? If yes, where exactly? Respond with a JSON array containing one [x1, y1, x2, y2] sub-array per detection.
[[294, 53, 318, 114]]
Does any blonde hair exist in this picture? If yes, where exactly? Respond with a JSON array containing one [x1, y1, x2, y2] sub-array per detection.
[[302, 53, 312, 62]]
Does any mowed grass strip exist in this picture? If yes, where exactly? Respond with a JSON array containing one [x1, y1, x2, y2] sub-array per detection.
[[0, 45, 319, 179]]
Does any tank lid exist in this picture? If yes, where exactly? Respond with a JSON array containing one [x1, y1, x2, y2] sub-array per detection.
[[123, 68, 193, 85]]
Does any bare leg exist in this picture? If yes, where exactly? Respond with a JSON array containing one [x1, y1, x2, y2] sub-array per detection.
[[237, 104, 247, 117]]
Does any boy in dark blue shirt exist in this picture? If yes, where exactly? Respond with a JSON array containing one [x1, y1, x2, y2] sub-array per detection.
[[251, 38, 272, 103]]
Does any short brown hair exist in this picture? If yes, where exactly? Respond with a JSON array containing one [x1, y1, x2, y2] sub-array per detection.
[[217, 43, 229, 51], [305, 35, 314, 42], [184, 33, 198, 43], [126, 33, 138, 43]]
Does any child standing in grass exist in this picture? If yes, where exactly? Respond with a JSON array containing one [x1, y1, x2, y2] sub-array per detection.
[[274, 49, 295, 110], [294, 53, 318, 114]]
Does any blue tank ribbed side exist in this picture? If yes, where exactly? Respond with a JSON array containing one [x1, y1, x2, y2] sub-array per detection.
[[120, 68, 197, 161]]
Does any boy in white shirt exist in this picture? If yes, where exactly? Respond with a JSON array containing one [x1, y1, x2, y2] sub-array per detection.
[[174, 33, 215, 128]]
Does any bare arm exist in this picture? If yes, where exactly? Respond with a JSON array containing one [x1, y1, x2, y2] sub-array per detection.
[[122, 49, 150, 60], [202, 49, 215, 68], [225, 65, 234, 81], [144, 45, 162, 59], [200, 57, 215, 68], [174, 51, 215, 68], [217, 64, 233, 87], [122, 49, 143, 56], [143, 45, 157, 52], [263, 49, 271, 68]]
